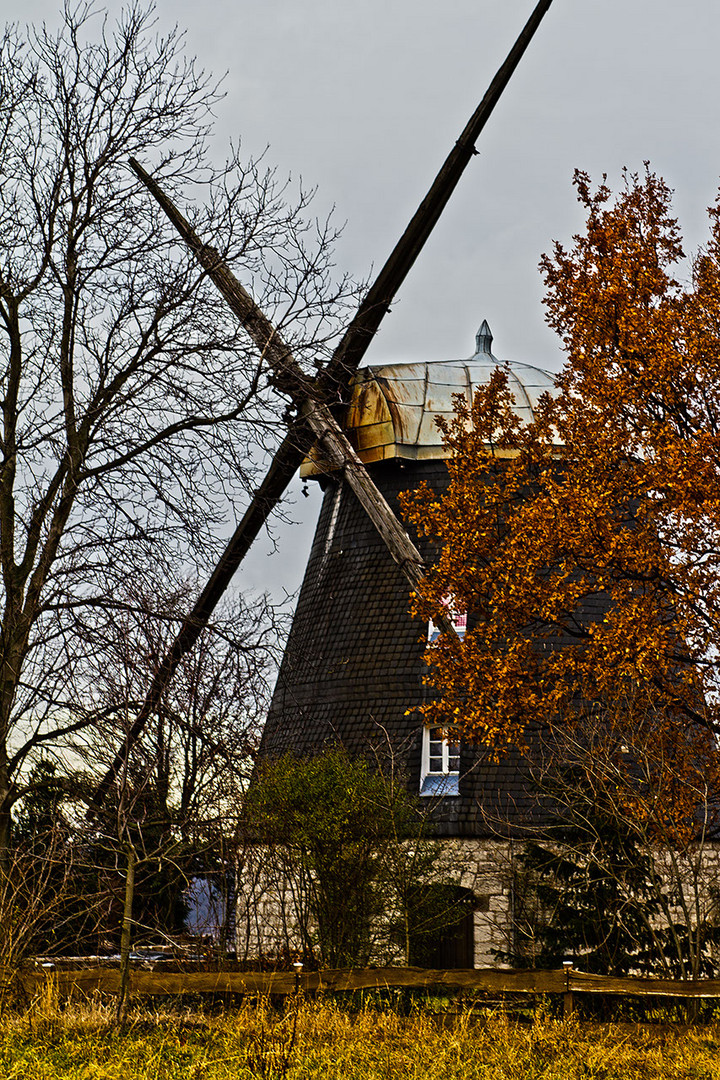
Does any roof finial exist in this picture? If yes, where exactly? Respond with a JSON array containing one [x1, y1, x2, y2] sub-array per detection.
[[475, 319, 493, 356]]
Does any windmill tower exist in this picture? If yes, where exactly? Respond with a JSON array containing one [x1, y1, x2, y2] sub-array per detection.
[[253, 321, 558, 966]]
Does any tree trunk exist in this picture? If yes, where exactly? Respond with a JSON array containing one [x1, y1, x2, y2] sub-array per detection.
[[117, 842, 136, 1023]]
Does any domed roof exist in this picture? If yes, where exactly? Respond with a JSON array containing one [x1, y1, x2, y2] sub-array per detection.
[[301, 321, 557, 477]]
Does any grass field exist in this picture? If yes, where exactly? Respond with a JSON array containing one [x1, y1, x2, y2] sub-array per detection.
[[2, 990, 720, 1079]]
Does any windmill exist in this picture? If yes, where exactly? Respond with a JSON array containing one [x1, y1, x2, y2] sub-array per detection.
[[90, 0, 555, 814]]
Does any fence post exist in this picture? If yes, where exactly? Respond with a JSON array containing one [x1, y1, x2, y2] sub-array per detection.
[[562, 960, 574, 1018]]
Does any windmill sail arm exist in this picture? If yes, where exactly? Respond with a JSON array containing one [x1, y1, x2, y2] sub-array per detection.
[[128, 158, 314, 404], [322, 0, 555, 390], [129, 158, 447, 599], [298, 399, 442, 595], [86, 424, 312, 817]]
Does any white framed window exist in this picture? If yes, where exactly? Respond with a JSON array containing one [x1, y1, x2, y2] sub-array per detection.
[[420, 726, 460, 797]]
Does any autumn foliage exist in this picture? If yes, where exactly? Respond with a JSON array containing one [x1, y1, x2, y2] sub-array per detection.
[[400, 168, 720, 808]]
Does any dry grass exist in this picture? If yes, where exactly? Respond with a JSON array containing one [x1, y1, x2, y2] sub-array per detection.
[[1, 984, 719, 1079]]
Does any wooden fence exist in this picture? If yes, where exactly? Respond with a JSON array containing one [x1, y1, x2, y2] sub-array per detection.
[[15, 966, 720, 1014]]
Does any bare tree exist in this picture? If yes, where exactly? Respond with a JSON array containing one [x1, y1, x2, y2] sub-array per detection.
[[0, 578, 277, 980], [82, 578, 278, 824], [89, 578, 276, 936], [0, 3, 354, 856]]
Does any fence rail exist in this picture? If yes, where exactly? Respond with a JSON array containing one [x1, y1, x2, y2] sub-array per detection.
[[15, 966, 720, 1003]]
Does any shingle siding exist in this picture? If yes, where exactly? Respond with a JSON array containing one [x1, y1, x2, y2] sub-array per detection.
[[260, 458, 551, 838]]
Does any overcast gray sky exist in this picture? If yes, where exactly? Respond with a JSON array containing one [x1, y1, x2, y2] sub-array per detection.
[[9, 0, 720, 598]]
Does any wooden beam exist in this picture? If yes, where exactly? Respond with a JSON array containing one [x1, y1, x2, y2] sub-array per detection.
[[127, 161, 447, 598], [86, 426, 311, 814], [127, 161, 456, 600], [324, 0, 555, 390], [20, 965, 720, 1000]]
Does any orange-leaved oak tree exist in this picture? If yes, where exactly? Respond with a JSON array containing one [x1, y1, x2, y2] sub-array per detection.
[[400, 168, 720, 797]]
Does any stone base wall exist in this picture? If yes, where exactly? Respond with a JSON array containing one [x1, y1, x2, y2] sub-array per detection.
[[236, 838, 720, 972], [235, 838, 516, 967]]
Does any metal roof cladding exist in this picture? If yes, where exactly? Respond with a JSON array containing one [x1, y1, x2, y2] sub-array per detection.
[[301, 321, 558, 477]]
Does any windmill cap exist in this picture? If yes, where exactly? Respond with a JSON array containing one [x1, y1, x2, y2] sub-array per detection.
[[301, 321, 558, 476]]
